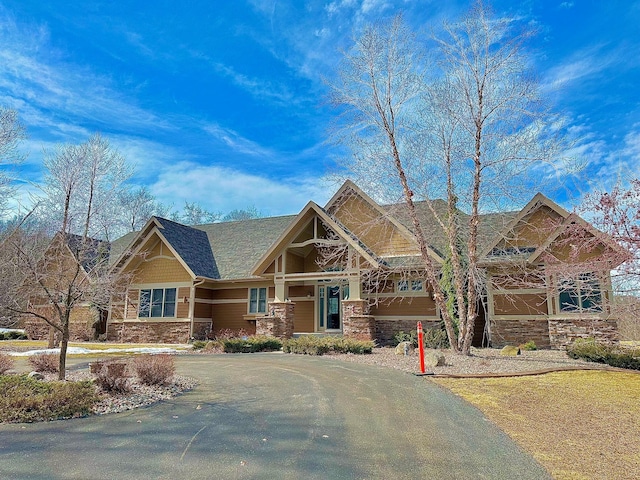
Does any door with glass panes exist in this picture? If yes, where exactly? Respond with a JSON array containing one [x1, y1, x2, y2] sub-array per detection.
[[317, 284, 348, 331]]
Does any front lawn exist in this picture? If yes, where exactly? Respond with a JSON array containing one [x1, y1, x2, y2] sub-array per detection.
[[433, 371, 640, 480]]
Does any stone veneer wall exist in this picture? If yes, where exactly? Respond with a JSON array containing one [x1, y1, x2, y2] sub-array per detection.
[[341, 300, 375, 341], [375, 319, 441, 346], [256, 301, 295, 339], [490, 318, 552, 349], [24, 318, 95, 341], [548, 317, 619, 349], [106, 321, 191, 343], [343, 315, 376, 340]]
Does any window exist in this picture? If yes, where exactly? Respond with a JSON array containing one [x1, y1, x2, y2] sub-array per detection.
[[398, 279, 423, 293], [249, 287, 267, 314], [558, 274, 602, 313], [139, 288, 176, 318]]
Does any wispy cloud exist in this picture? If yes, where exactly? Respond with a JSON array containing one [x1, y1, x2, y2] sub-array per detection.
[[0, 8, 173, 141], [201, 123, 276, 158]]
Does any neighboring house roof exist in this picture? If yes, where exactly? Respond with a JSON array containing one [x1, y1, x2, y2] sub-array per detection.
[[62, 232, 110, 273]]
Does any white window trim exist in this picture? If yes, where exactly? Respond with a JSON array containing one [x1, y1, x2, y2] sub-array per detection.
[[138, 287, 177, 318], [248, 287, 268, 314]]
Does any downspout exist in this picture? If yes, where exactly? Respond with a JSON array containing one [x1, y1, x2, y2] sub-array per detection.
[[189, 277, 206, 339]]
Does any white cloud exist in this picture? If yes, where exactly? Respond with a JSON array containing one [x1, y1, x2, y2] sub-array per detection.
[[149, 162, 333, 216]]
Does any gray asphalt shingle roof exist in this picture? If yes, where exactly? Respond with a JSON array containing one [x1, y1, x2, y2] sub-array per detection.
[[111, 196, 520, 280], [154, 217, 219, 279], [195, 215, 296, 279]]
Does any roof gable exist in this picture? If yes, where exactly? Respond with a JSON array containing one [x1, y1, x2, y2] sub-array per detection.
[[110, 217, 217, 280], [481, 193, 569, 261], [251, 201, 382, 276], [325, 180, 443, 263]]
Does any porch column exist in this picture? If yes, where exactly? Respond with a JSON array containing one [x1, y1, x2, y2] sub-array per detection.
[[348, 272, 362, 300], [274, 277, 286, 302], [256, 301, 295, 339], [341, 300, 375, 341]]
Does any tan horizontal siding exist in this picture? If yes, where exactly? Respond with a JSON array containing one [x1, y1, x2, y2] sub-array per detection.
[[370, 296, 436, 317], [493, 293, 548, 316], [212, 302, 255, 333], [212, 288, 249, 300], [194, 301, 212, 318], [294, 300, 314, 332], [289, 285, 315, 298]]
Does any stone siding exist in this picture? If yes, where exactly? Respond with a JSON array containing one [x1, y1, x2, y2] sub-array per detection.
[[256, 301, 295, 339], [106, 321, 190, 343], [342, 300, 375, 341], [490, 318, 552, 349], [343, 315, 376, 341], [548, 317, 619, 349]]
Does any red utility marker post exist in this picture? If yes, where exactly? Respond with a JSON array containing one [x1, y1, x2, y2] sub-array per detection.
[[417, 321, 425, 374]]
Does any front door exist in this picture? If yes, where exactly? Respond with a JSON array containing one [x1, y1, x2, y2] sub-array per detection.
[[318, 284, 345, 331]]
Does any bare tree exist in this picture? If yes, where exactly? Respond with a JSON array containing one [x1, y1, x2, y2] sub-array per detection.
[[6, 134, 133, 379], [222, 206, 261, 222], [180, 201, 221, 225], [329, 4, 565, 354], [0, 107, 26, 215], [117, 186, 170, 234]]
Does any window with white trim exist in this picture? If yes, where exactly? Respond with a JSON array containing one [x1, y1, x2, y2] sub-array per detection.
[[558, 273, 602, 313], [249, 287, 267, 314], [139, 288, 177, 318]]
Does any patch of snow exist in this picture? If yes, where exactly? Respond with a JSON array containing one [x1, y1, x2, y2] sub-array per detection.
[[0, 328, 25, 334], [8, 347, 185, 357]]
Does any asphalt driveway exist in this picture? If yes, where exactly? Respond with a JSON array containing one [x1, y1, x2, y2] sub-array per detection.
[[0, 354, 550, 479]]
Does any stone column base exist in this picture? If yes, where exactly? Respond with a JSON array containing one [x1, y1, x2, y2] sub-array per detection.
[[256, 301, 295, 339]]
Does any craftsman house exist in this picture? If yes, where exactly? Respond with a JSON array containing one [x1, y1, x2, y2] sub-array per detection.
[[102, 180, 624, 349]]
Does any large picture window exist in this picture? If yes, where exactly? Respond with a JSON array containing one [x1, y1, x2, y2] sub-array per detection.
[[139, 288, 177, 318], [558, 273, 602, 313], [249, 287, 267, 314]]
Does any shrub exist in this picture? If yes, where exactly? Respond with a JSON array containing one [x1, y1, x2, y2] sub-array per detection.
[[192, 340, 208, 350], [567, 338, 640, 370], [93, 360, 131, 393], [0, 353, 14, 374], [214, 328, 250, 340], [282, 336, 374, 355], [393, 331, 417, 347], [7, 331, 27, 340], [133, 354, 175, 386], [0, 375, 99, 423], [393, 328, 449, 349], [423, 328, 450, 349], [28, 353, 59, 373], [520, 340, 538, 351], [222, 336, 282, 353]]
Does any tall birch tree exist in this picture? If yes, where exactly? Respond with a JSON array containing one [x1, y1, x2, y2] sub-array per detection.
[[330, 3, 565, 354]]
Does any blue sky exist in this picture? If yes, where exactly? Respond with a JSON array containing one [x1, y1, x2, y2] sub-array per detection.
[[1, 0, 638, 217]]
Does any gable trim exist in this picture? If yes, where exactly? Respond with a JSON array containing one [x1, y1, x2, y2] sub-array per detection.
[[480, 193, 570, 260], [251, 201, 382, 276], [325, 180, 443, 263]]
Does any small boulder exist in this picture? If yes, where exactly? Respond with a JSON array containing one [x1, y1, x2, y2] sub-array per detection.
[[395, 341, 414, 356], [424, 350, 446, 367], [28, 371, 45, 380], [500, 345, 521, 356]]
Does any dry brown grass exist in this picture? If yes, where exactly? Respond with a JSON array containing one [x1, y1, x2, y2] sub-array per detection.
[[433, 371, 640, 480]]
